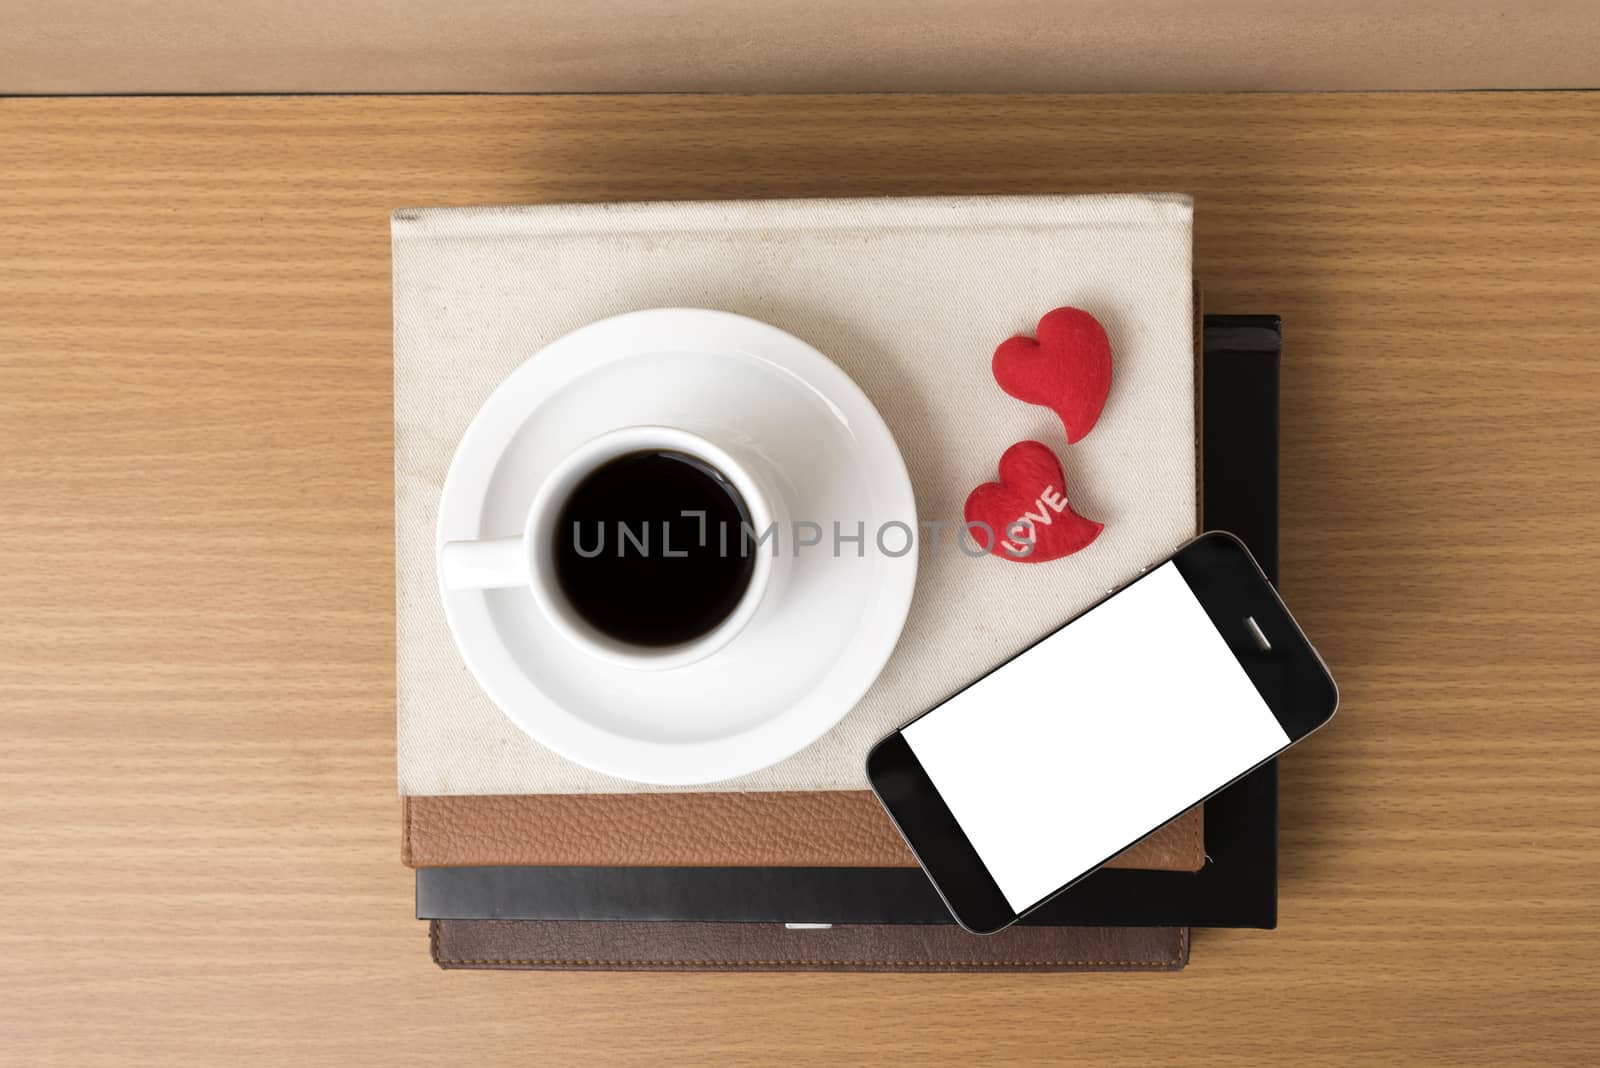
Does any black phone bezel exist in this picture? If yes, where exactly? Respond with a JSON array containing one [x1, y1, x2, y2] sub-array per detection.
[[865, 530, 1338, 934]]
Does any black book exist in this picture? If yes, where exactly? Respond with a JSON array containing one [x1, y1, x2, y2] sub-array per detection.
[[419, 315, 1283, 928]]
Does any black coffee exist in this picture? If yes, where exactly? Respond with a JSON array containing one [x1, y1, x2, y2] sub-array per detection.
[[552, 450, 756, 647]]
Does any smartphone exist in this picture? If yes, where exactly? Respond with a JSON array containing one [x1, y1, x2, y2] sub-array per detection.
[[866, 531, 1338, 934]]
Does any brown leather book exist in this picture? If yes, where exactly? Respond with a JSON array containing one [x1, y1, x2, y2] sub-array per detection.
[[430, 919, 1189, 973], [404, 792, 1203, 870], [403, 297, 1208, 875]]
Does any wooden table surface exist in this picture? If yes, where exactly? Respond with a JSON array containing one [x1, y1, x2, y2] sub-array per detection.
[[2, 93, 1597, 1066]]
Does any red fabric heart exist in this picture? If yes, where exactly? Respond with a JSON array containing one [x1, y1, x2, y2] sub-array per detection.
[[992, 306, 1112, 444], [964, 441, 1103, 563]]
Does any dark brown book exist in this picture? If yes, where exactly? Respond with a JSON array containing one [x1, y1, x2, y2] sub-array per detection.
[[431, 919, 1188, 973]]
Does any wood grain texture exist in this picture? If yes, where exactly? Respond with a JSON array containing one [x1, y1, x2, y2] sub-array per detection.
[[1, 93, 1597, 1066], [7, 1, 1600, 94]]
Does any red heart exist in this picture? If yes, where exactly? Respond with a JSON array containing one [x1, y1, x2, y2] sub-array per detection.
[[992, 306, 1112, 444], [964, 441, 1103, 563]]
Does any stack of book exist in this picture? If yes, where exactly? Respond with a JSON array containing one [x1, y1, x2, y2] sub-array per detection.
[[393, 196, 1279, 971]]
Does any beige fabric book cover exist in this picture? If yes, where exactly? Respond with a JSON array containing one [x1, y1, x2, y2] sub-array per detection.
[[394, 194, 1196, 796]]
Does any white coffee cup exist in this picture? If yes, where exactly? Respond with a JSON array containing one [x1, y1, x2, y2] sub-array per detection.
[[439, 425, 788, 672]]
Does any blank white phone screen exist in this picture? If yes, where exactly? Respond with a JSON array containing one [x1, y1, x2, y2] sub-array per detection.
[[901, 561, 1289, 914]]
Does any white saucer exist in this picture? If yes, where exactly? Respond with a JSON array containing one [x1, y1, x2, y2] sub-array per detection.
[[436, 309, 919, 785]]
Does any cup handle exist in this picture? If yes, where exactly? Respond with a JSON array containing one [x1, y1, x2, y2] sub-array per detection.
[[439, 537, 526, 591]]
